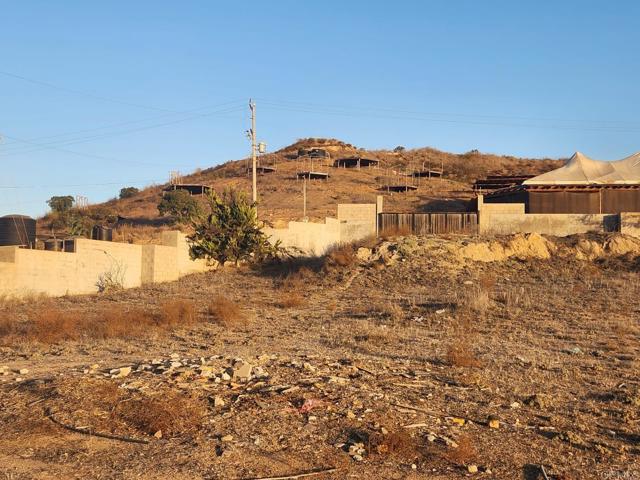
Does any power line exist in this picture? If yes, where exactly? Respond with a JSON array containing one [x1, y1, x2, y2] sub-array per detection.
[[0, 103, 246, 157], [0, 178, 165, 189], [0, 69, 178, 112], [256, 98, 640, 133], [0, 99, 246, 151]]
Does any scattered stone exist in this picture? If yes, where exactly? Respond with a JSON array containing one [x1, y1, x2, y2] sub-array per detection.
[[450, 417, 466, 426], [252, 366, 268, 378], [510, 402, 521, 409], [212, 396, 225, 408], [524, 393, 552, 409], [488, 417, 500, 429], [221, 372, 232, 382], [154, 430, 163, 439], [435, 309, 446, 315], [221, 435, 233, 442], [110, 366, 132, 378], [231, 363, 252, 381], [467, 465, 478, 474], [17, 368, 29, 375], [346, 410, 356, 420], [170, 362, 183, 369]]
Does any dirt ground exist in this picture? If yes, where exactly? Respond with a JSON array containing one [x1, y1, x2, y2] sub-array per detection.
[[1, 234, 639, 480]]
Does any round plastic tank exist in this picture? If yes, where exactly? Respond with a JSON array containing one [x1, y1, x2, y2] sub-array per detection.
[[44, 239, 64, 251], [0, 215, 36, 247], [92, 225, 113, 241]]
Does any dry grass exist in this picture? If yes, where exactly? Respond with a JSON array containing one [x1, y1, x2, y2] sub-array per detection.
[[446, 341, 482, 368], [280, 266, 316, 291], [370, 430, 421, 459], [115, 391, 206, 437], [208, 296, 247, 327], [446, 316, 482, 368], [445, 435, 478, 466], [379, 225, 413, 239], [52, 378, 206, 438], [0, 301, 201, 344], [160, 299, 197, 327], [25, 310, 83, 343], [277, 291, 305, 308], [324, 244, 357, 269]]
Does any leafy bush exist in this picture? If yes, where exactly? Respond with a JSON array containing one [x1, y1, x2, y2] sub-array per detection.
[[119, 186, 140, 199], [47, 195, 74, 213], [158, 190, 201, 224], [188, 189, 279, 266]]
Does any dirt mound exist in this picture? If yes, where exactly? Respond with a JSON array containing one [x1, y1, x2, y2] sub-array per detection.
[[604, 234, 640, 256], [457, 233, 554, 262]]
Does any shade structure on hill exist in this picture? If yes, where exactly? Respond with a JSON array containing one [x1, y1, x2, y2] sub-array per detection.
[[523, 152, 640, 185]]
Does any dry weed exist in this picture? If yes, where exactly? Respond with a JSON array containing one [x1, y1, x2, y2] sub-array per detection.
[[208, 296, 247, 327], [370, 430, 421, 459], [379, 225, 413, 239], [115, 391, 206, 437], [445, 435, 478, 466], [26, 309, 83, 343], [160, 299, 197, 327], [446, 341, 482, 368], [277, 291, 305, 308], [324, 244, 357, 269], [446, 316, 482, 368]]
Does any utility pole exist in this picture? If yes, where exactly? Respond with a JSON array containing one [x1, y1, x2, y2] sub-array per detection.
[[303, 178, 307, 221], [249, 99, 257, 206]]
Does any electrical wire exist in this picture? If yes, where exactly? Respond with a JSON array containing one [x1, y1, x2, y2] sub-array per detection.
[[0, 104, 246, 157], [0, 99, 246, 151], [256, 98, 640, 133], [0, 69, 179, 113]]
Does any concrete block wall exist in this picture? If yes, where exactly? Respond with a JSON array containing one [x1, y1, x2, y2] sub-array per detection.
[[621, 213, 640, 238], [265, 201, 381, 256], [0, 231, 213, 299], [477, 197, 640, 238]]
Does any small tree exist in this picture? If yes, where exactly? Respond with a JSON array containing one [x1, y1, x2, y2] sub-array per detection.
[[157, 190, 201, 224], [47, 195, 74, 213], [188, 189, 279, 266], [119, 186, 139, 199]]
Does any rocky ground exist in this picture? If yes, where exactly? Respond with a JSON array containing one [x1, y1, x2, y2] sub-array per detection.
[[0, 234, 639, 479]]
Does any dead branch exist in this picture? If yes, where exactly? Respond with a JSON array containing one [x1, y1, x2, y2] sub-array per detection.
[[46, 408, 149, 445], [237, 467, 337, 480]]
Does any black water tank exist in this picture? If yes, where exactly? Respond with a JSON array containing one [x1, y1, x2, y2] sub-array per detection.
[[0, 215, 36, 247], [44, 239, 64, 251], [92, 225, 113, 241]]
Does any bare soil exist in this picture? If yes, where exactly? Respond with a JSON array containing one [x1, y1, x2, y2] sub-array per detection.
[[1, 234, 638, 480]]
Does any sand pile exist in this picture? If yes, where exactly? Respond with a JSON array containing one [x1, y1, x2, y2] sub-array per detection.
[[456, 233, 640, 264], [457, 233, 554, 262]]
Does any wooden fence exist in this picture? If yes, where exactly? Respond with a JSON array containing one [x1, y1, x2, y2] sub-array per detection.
[[378, 212, 478, 235]]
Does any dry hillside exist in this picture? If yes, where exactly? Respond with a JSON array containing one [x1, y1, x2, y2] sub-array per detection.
[[44, 139, 562, 233]]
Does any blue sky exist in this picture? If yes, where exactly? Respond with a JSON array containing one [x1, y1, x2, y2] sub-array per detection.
[[1, 0, 639, 216]]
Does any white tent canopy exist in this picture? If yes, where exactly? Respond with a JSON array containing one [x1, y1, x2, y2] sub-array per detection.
[[523, 152, 640, 185]]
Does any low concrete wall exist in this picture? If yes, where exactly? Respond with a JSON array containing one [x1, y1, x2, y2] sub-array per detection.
[[265, 200, 381, 256], [478, 197, 640, 238], [621, 213, 640, 238], [0, 231, 212, 298], [481, 212, 609, 236]]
